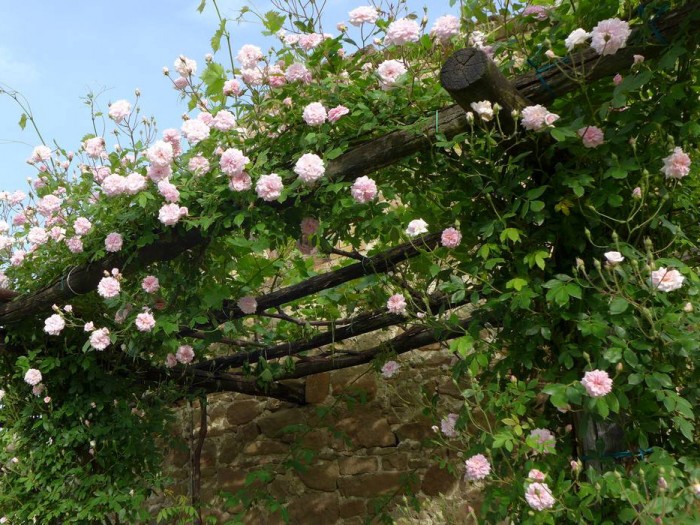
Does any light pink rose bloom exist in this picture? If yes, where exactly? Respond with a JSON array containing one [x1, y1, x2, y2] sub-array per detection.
[[351, 176, 378, 203], [84, 137, 105, 158], [66, 237, 84, 253], [300, 217, 320, 236], [662, 147, 691, 179], [32, 383, 44, 396], [188, 154, 210, 176], [102, 174, 127, 197], [565, 28, 590, 51], [97, 276, 120, 299], [303, 102, 327, 126], [386, 293, 407, 314], [223, 78, 243, 96], [229, 172, 252, 192], [84, 322, 95, 332], [9, 190, 26, 205], [632, 187, 642, 199], [44, 314, 65, 336], [591, 18, 631, 55], [236, 44, 263, 68], [162, 128, 182, 155], [581, 369, 613, 397], [147, 140, 174, 168], [29, 145, 52, 163], [105, 232, 123, 252], [294, 153, 326, 184], [237, 296, 258, 314], [28, 227, 49, 246], [431, 15, 460, 42], [470, 100, 494, 121], [37, 194, 63, 216], [441, 227, 462, 248], [74, 217, 92, 236], [173, 76, 188, 90], [108, 100, 132, 123], [24, 368, 42, 386], [10, 249, 25, 266], [384, 18, 420, 46], [528, 428, 556, 453], [285, 63, 312, 84], [381, 360, 400, 378], [158, 203, 188, 226], [348, 6, 379, 26], [165, 353, 177, 368], [90, 328, 111, 350], [578, 126, 605, 148], [633, 54, 645, 65], [212, 110, 237, 131], [528, 469, 547, 482], [148, 164, 172, 183], [135, 311, 156, 332], [464, 454, 491, 481], [521, 105, 559, 131], [405, 219, 428, 237], [220, 148, 250, 176], [522, 5, 550, 20], [651, 267, 685, 292], [176, 344, 195, 364], [298, 33, 324, 51], [604, 251, 624, 265], [328, 105, 349, 123], [181, 119, 210, 144], [157, 180, 180, 203], [377, 59, 407, 89], [124, 172, 147, 195], [525, 482, 555, 510], [142, 275, 160, 294], [174, 55, 197, 77], [256, 174, 284, 201], [440, 413, 459, 437], [613, 73, 623, 86], [241, 67, 264, 86]]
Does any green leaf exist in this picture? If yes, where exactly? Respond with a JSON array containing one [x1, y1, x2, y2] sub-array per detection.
[[196, 0, 206, 13], [211, 19, 226, 52], [609, 297, 628, 315], [18, 113, 27, 130], [506, 278, 527, 291]]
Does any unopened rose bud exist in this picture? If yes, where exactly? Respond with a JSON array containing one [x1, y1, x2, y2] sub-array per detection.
[[683, 302, 693, 313], [658, 476, 668, 490], [465, 111, 474, 123], [205, 53, 213, 62], [511, 109, 520, 119], [135, 88, 141, 97], [616, 362, 623, 373], [162, 67, 170, 75]]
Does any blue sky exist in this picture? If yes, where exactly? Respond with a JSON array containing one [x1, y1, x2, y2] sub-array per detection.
[[0, 0, 455, 193]]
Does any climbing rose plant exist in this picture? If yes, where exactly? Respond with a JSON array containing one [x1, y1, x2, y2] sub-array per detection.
[[0, 0, 699, 523]]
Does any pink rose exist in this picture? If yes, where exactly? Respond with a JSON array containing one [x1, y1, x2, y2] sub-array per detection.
[[441, 227, 462, 248], [386, 294, 407, 314], [464, 454, 491, 481], [577, 126, 605, 148], [581, 369, 613, 397]]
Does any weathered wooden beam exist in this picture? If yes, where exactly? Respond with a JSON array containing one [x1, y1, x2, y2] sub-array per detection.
[[213, 231, 442, 323], [0, 228, 205, 325], [440, 48, 528, 132]]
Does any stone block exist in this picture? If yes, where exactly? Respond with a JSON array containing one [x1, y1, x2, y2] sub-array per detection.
[[287, 493, 340, 524], [338, 472, 417, 498], [226, 399, 264, 426], [421, 464, 458, 496], [338, 456, 378, 475], [331, 368, 377, 400], [296, 460, 339, 492], [257, 409, 306, 438], [395, 418, 432, 442], [305, 372, 330, 404], [339, 498, 366, 518], [337, 411, 396, 448], [243, 439, 289, 456], [381, 453, 409, 471]]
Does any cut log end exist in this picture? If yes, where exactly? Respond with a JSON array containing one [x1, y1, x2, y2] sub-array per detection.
[[440, 48, 489, 93]]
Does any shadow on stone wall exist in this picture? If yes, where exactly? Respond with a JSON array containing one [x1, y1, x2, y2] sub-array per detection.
[[151, 344, 481, 524]]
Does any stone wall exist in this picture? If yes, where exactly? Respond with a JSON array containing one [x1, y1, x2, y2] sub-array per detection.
[[154, 344, 479, 524]]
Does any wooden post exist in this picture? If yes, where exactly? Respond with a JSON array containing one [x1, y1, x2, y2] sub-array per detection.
[[440, 48, 529, 133]]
